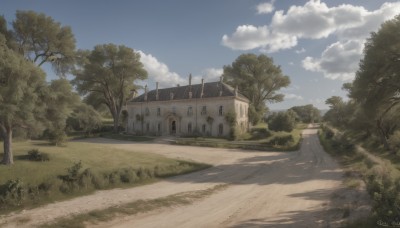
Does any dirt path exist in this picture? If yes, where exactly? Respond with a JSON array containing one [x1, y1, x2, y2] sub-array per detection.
[[1, 126, 352, 227]]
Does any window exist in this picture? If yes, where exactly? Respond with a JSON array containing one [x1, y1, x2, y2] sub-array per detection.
[[187, 107, 193, 116], [145, 107, 150, 116], [157, 107, 161, 116], [240, 104, 243, 117], [218, 124, 223, 135], [157, 122, 161, 133], [202, 124, 206, 134], [146, 123, 150, 132], [132, 122, 135, 131], [219, 105, 223, 116], [201, 106, 207, 115], [188, 123, 192, 134]]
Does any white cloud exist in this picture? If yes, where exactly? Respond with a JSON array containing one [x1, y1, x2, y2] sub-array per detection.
[[192, 68, 223, 84], [222, 1, 400, 80], [138, 51, 186, 88], [257, 1, 275, 15], [295, 48, 305, 54], [221, 25, 297, 52], [302, 40, 363, 81], [284, 93, 303, 100]]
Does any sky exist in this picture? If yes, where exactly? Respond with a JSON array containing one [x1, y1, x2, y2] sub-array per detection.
[[1, 0, 400, 110]]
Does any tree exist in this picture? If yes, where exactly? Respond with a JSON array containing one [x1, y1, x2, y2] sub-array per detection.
[[223, 54, 290, 125], [73, 44, 148, 132], [44, 79, 80, 145], [349, 15, 400, 150], [0, 35, 48, 164], [10, 11, 76, 75], [267, 110, 297, 132], [289, 104, 321, 123], [67, 104, 102, 136]]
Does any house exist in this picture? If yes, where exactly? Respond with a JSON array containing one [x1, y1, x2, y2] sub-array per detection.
[[126, 75, 249, 137]]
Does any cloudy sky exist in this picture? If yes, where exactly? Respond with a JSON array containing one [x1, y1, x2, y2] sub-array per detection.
[[2, 0, 400, 109]]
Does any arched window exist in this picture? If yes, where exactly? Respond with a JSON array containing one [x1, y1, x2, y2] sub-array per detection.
[[219, 105, 223, 116]]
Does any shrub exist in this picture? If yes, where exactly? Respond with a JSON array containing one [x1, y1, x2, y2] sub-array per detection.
[[365, 168, 400, 222], [119, 167, 139, 183], [0, 179, 26, 206], [250, 127, 272, 140], [389, 131, 400, 153], [269, 135, 294, 146], [27, 149, 50, 161]]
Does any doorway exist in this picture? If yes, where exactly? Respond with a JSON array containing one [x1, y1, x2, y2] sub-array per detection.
[[171, 120, 176, 135]]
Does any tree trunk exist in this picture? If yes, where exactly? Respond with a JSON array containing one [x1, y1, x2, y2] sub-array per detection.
[[2, 128, 13, 165], [113, 114, 120, 133]]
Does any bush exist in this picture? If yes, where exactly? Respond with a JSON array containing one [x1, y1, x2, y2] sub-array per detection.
[[268, 135, 294, 146], [27, 149, 50, 162], [365, 169, 400, 223], [250, 127, 272, 140], [389, 131, 400, 153], [0, 179, 26, 206]]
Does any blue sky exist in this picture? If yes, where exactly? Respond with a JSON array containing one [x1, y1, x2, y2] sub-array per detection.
[[1, 0, 400, 109]]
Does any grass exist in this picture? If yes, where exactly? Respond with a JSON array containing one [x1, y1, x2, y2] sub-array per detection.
[[0, 140, 211, 214], [100, 132, 155, 142], [40, 184, 229, 228], [173, 123, 307, 151]]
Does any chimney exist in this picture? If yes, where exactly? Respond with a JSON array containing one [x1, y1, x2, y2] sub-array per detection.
[[156, 82, 159, 101], [188, 73, 192, 99], [200, 78, 204, 98], [144, 85, 148, 101]]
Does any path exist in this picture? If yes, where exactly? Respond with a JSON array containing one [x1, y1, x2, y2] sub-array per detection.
[[1, 125, 351, 227]]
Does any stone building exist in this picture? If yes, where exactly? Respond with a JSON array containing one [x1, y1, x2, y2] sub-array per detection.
[[126, 76, 249, 137]]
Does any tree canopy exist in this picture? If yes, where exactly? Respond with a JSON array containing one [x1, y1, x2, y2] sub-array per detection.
[[223, 54, 290, 124], [73, 44, 148, 132], [9, 11, 76, 75], [0, 35, 48, 164], [289, 104, 321, 123]]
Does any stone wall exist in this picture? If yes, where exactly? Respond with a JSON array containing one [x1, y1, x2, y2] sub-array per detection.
[[126, 96, 248, 137]]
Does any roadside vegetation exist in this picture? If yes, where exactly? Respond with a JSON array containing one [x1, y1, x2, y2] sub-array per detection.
[[0, 140, 210, 214], [321, 15, 400, 227], [173, 123, 308, 151]]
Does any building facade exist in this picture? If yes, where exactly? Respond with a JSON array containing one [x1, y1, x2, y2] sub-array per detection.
[[126, 77, 249, 137]]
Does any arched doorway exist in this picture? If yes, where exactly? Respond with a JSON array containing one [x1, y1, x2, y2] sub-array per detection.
[[171, 120, 176, 135]]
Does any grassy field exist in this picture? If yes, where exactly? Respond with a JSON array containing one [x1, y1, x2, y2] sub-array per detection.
[[0, 140, 210, 213], [174, 123, 308, 151]]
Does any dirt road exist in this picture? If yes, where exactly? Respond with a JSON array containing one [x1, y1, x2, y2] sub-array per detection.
[[1, 126, 357, 227]]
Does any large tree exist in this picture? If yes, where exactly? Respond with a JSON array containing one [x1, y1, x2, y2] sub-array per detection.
[[0, 35, 48, 164], [73, 44, 148, 132], [349, 15, 400, 150], [223, 54, 290, 124], [10, 11, 76, 75]]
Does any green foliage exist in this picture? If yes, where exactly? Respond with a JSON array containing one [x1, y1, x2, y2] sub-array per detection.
[[289, 104, 321, 123], [67, 104, 102, 136], [0, 35, 48, 164], [250, 127, 272, 140], [11, 10, 76, 75], [389, 131, 400, 154], [365, 169, 400, 222], [27, 149, 50, 162], [267, 135, 294, 146], [267, 110, 297, 132], [223, 53, 290, 124], [73, 44, 148, 133]]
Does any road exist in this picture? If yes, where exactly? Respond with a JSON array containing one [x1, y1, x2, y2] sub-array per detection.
[[1, 126, 353, 227]]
